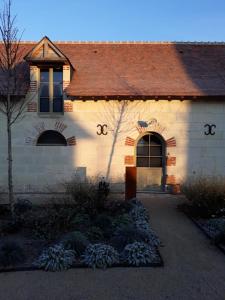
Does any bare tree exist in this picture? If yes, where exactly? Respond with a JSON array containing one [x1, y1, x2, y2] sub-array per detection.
[[0, 0, 29, 219]]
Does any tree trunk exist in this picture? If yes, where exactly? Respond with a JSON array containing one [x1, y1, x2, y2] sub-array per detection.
[[7, 94, 15, 220]]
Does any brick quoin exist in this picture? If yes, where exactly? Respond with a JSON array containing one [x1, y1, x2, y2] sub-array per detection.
[[64, 101, 73, 112], [166, 156, 176, 166], [124, 155, 134, 165], [125, 136, 135, 146], [27, 102, 37, 112], [67, 136, 76, 146], [166, 175, 176, 185], [166, 137, 176, 147]]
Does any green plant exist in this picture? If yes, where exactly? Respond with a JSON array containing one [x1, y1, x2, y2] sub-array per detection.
[[121, 242, 159, 266], [129, 206, 149, 222], [0, 220, 21, 235], [34, 244, 76, 271], [87, 226, 104, 242], [71, 213, 91, 230], [181, 177, 225, 217], [110, 225, 150, 252], [14, 199, 32, 215], [0, 241, 26, 267], [134, 219, 160, 246], [112, 213, 133, 229], [61, 231, 90, 255], [82, 243, 119, 269], [105, 200, 133, 215]]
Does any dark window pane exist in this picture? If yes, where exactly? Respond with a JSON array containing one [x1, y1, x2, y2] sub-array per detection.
[[53, 84, 63, 97], [53, 97, 63, 112], [137, 146, 149, 156], [40, 83, 49, 97], [37, 130, 67, 146], [53, 70, 63, 83], [137, 135, 149, 146], [150, 157, 162, 167], [40, 98, 50, 112], [150, 135, 161, 146], [150, 146, 162, 156], [40, 70, 49, 82], [137, 157, 149, 167]]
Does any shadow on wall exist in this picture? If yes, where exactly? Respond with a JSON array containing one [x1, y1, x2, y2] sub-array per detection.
[[172, 43, 225, 182]]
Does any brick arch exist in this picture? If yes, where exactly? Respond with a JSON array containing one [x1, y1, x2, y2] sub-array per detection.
[[25, 121, 76, 146], [124, 120, 178, 187]]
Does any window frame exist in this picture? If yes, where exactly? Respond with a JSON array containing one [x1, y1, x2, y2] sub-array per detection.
[[136, 132, 165, 168], [38, 66, 64, 115]]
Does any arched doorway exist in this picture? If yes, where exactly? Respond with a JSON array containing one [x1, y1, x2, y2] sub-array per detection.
[[136, 132, 166, 192]]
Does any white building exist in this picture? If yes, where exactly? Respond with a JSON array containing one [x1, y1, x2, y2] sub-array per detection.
[[1, 37, 225, 198]]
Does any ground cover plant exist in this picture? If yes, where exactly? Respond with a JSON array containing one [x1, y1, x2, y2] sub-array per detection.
[[179, 176, 225, 252], [0, 177, 162, 271]]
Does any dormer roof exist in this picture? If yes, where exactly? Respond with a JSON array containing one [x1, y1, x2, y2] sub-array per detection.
[[24, 36, 72, 67]]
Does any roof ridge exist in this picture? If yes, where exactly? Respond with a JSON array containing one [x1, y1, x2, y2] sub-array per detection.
[[1, 40, 225, 45]]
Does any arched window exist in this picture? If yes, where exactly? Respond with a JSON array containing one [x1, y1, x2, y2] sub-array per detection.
[[37, 130, 67, 146], [136, 133, 164, 167]]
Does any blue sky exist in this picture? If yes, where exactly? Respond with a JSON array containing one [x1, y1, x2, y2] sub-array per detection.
[[10, 0, 225, 42]]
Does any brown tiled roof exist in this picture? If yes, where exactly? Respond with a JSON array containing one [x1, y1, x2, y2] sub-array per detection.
[[6, 42, 225, 98]]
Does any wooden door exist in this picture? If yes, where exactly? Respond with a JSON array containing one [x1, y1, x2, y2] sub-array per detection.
[[125, 166, 136, 200]]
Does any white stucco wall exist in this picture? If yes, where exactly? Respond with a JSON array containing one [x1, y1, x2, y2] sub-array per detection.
[[0, 99, 225, 194]]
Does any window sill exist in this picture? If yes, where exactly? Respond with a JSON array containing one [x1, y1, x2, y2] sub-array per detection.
[[38, 112, 64, 118]]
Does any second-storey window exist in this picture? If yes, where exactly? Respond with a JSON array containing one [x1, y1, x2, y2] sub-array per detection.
[[40, 67, 63, 113]]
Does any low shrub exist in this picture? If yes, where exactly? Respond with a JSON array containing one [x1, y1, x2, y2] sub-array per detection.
[[86, 226, 104, 242], [34, 244, 76, 271], [129, 206, 149, 222], [14, 199, 32, 215], [65, 177, 109, 215], [0, 241, 26, 267], [82, 243, 119, 269], [135, 220, 160, 246], [121, 242, 159, 266], [112, 213, 133, 229], [105, 200, 133, 215], [70, 213, 91, 230], [0, 204, 10, 217], [61, 231, 90, 255], [94, 214, 113, 229], [0, 220, 21, 235], [110, 225, 150, 252], [181, 177, 225, 217]]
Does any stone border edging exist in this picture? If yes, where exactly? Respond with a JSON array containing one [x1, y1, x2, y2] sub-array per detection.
[[183, 212, 225, 255]]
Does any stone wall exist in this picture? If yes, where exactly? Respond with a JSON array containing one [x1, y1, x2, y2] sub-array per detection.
[[0, 98, 225, 194]]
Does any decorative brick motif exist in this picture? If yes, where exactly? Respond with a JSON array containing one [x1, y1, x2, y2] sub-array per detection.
[[166, 175, 176, 185], [64, 101, 73, 112], [54, 121, 67, 133], [166, 137, 176, 147], [67, 136, 76, 146], [166, 156, 176, 166], [29, 81, 37, 92], [27, 102, 37, 112], [124, 155, 134, 165], [125, 136, 135, 146]]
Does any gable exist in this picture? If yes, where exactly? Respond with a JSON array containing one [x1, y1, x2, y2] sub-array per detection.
[[24, 36, 71, 63]]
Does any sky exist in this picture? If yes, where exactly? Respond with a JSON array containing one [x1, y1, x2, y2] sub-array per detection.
[[9, 0, 225, 42]]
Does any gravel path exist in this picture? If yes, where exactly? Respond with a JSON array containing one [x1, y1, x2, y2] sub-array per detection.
[[0, 194, 224, 300]]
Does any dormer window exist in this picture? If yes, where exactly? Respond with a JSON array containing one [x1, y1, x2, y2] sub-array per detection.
[[40, 67, 63, 113], [24, 36, 74, 115]]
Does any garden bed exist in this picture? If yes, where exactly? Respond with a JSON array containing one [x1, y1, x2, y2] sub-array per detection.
[[0, 181, 163, 272], [178, 204, 225, 255]]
